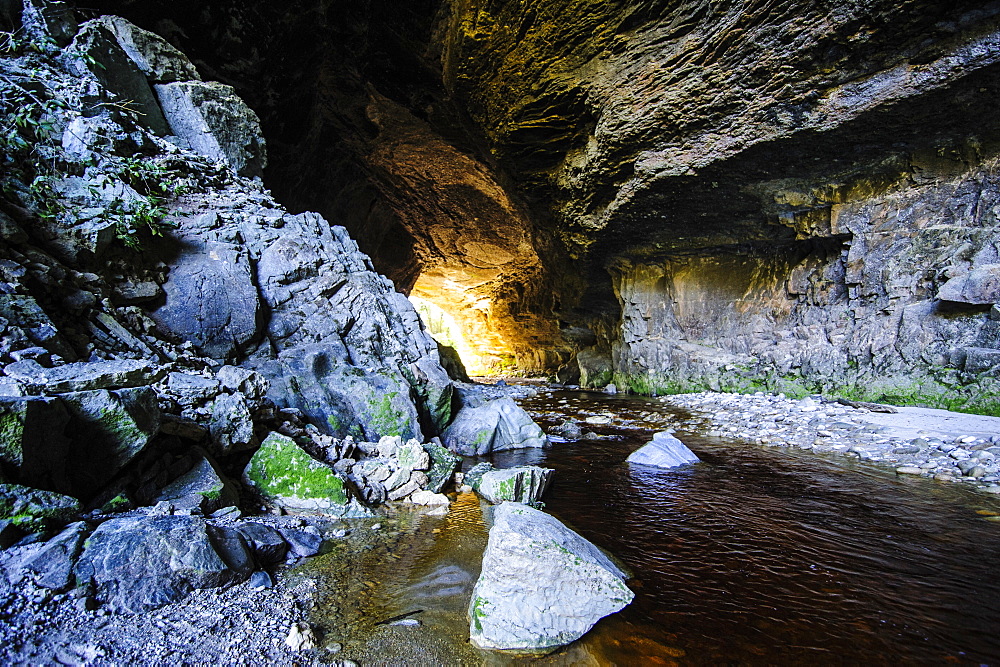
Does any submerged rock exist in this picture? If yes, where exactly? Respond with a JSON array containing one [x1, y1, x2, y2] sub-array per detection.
[[442, 397, 548, 456], [469, 502, 633, 652], [470, 465, 553, 506], [626, 431, 700, 468]]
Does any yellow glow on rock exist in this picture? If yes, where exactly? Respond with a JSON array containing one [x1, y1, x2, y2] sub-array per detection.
[[409, 276, 516, 376]]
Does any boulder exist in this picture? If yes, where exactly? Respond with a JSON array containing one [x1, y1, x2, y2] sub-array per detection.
[[3, 359, 163, 393], [0, 397, 70, 491], [215, 366, 268, 401], [60, 387, 161, 498], [74, 515, 253, 612], [259, 344, 423, 442], [155, 81, 267, 177], [423, 441, 461, 493], [0, 483, 81, 533], [409, 489, 449, 506], [938, 264, 1000, 305], [397, 440, 430, 471], [962, 347, 1000, 374], [278, 526, 323, 557], [471, 466, 554, 506], [437, 342, 470, 382], [626, 431, 700, 469], [442, 397, 548, 456], [151, 241, 260, 361], [577, 348, 613, 389], [63, 21, 169, 135], [243, 432, 353, 513], [234, 522, 287, 564], [22, 521, 88, 590], [155, 452, 238, 514], [209, 392, 255, 454], [88, 16, 201, 83], [469, 503, 634, 652], [166, 371, 220, 404]]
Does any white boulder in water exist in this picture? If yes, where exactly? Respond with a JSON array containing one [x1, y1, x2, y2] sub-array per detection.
[[469, 502, 634, 652], [627, 431, 699, 468]]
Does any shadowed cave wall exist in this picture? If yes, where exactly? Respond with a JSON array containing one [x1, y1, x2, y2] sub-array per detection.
[[96, 0, 1000, 411]]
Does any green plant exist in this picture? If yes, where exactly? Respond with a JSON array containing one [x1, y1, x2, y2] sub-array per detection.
[[1, 71, 187, 250]]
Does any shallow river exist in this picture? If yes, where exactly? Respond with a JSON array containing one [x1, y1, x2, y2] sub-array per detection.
[[306, 387, 1000, 665]]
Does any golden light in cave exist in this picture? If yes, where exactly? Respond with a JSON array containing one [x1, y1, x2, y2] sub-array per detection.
[[409, 272, 517, 376]]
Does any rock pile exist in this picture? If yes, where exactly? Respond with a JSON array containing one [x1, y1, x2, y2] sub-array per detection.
[[0, 0, 498, 629]]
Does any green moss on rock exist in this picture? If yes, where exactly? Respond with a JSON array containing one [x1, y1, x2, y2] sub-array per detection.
[[245, 432, 348, 510], [0, 483, 81, 532]]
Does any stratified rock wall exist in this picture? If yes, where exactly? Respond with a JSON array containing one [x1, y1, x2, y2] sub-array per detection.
[[438, 0, 1000, 409], [83, 0, 1000, 410]]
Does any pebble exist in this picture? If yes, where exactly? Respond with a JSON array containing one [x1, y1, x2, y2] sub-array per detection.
[[895, 466, 923, 475]]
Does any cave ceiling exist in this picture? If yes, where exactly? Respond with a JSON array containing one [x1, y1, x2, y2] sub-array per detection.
[[92, 0, 1000, 369]]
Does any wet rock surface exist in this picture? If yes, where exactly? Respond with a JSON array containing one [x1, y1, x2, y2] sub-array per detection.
[[627, 431, 700, 469]]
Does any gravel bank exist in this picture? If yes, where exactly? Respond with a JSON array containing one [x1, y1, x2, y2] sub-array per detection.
[[660, 392, 1000, 494]]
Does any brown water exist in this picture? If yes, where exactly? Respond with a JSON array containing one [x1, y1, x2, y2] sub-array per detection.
[[306, 387, 1000, 665]]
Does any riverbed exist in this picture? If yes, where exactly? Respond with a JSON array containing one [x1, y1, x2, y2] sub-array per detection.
[[298, 386, 1000, 665]]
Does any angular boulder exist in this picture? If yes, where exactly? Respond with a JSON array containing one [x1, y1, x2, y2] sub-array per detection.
[[626, 431, 700, 468], [74, 515, 253, 612], [279, 526, 323, 558], [209, 391, 255, 454], [3, 359, 163, 394], [469, 502, 634, 652], [155, 452, 238, 514], [442, 397, 548, 456], [234, 522, 287, 565], [471, 466, 554, 506], [243, 432, 351, 513], [22, 521, 89, 590], [89, 15, 201, 83], [60, 387, 161, 498], [64, 21, 170, 135], [423, 441, 461, 493], [937, 264, 1000, 305], [0, 397, 70, 491], [0, 483, 81, 533], [151, 241, 260, 361], [155, 81, 267, 177], [259, 344, 423, 442]]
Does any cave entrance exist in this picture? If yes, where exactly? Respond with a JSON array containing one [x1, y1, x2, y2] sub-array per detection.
[[409, 271, 517, 377]]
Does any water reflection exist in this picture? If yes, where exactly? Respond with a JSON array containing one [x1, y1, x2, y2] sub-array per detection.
[[513, 389, 1000, 665], [309, 388, 1000, 665]]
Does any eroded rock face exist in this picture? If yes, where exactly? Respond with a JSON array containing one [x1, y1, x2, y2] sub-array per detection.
[[78, 1, 1000, 410]]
